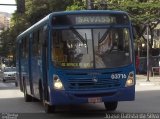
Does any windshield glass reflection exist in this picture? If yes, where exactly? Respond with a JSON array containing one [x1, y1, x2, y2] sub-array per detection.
[[52, 28, 131, 69]]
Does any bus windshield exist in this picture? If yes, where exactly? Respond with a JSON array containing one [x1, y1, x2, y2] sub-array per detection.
[[52, 27, 132, 69]]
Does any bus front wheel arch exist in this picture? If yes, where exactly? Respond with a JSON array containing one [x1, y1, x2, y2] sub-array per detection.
[[104, 101, 118, 111]]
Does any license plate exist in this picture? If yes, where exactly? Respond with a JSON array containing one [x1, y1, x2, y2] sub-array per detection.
[[88, 97, 102, 103]]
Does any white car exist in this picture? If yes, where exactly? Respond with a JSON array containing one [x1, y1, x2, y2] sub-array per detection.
[[2, 67, 16, 82]]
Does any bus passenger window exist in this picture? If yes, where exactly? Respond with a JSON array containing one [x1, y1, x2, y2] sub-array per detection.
[[52, 31, 66, 63]]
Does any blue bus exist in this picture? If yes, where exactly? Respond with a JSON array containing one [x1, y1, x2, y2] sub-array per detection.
[[16, 10, 135, 113]]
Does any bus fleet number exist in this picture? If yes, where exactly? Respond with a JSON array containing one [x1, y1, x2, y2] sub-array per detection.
[[111, 74, 127, 79]]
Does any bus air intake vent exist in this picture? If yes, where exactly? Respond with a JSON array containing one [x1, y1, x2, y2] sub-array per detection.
[[68, 78, 121, 90]]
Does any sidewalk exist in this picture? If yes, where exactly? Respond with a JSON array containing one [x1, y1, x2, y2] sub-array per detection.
[[136, 75, 160, 86]]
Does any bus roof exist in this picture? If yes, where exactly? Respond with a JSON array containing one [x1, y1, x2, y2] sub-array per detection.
[[16, 14, 50, 41], [51, 10, 128, 16], [17, 10, 129, 42]]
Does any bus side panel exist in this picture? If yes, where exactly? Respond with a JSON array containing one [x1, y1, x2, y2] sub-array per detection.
[[21, 38, 32, 95], [17, 40, 25, 92], [30, 56, 41, 97], [30, 30, 44, 99], [16, 42, 23, 91]]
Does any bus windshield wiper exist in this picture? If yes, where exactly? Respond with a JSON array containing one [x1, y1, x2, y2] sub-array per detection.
[[84, 33, 88, 54], [98, 25, 114, 44], [69, 27, 86, 44]]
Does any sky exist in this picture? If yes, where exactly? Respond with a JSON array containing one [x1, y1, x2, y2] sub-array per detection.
[[0, 0, 16, 14]]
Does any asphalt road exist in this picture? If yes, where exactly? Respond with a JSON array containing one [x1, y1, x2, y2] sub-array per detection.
[[0, 80, 160, 119]]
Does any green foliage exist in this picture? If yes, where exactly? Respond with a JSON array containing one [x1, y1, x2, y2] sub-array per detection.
[[67, 0, 86, 10], [0, 0, 160, 61], [107, 0, 160, 23], [106, 0, 160, 52], [0, 0, 75, 60]]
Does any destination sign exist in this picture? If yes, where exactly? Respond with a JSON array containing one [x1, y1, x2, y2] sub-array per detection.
[[52, 13, 129, 26], [75, 16, 115, 24]]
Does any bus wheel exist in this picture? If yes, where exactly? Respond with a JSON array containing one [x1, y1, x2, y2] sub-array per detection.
[[104, 101, 118, 111], [24, 90, 32, 102], [44, 103, 55, 113], [39, 81, 43, 101]]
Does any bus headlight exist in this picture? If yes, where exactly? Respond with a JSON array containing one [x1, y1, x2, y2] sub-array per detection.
[[53, 75, 64, 90], [125, 72, 134, 87]]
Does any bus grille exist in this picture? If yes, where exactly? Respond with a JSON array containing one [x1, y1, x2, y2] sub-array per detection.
[[68, 78, 121, 90]]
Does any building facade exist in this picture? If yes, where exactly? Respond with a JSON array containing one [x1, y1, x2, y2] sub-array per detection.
[[0, 13, 10, 31]]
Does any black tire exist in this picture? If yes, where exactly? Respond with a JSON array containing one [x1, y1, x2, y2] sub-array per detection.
[[104, 101, 118, 111], [44, 102, 55, 113], [32, 97, 40, 102], [24, 88, 32, 102], [39, 81, 43, 101]]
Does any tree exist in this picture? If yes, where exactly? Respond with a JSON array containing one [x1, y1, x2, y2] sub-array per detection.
[[67, 0, 85, 10], [103, 0, 160, 55], [0, 0, 75, 62], [1, 0, 160, 65]]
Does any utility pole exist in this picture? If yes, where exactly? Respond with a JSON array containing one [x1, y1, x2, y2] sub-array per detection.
[[86, 0, 107, 10], [17, 0, 25, 13], [99, 0, 107, 10], [86, 0, 94, 10], [146, 24, 150, 82]]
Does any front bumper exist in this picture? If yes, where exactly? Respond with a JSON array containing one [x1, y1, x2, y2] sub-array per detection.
[[50, 86, 135, 105]]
